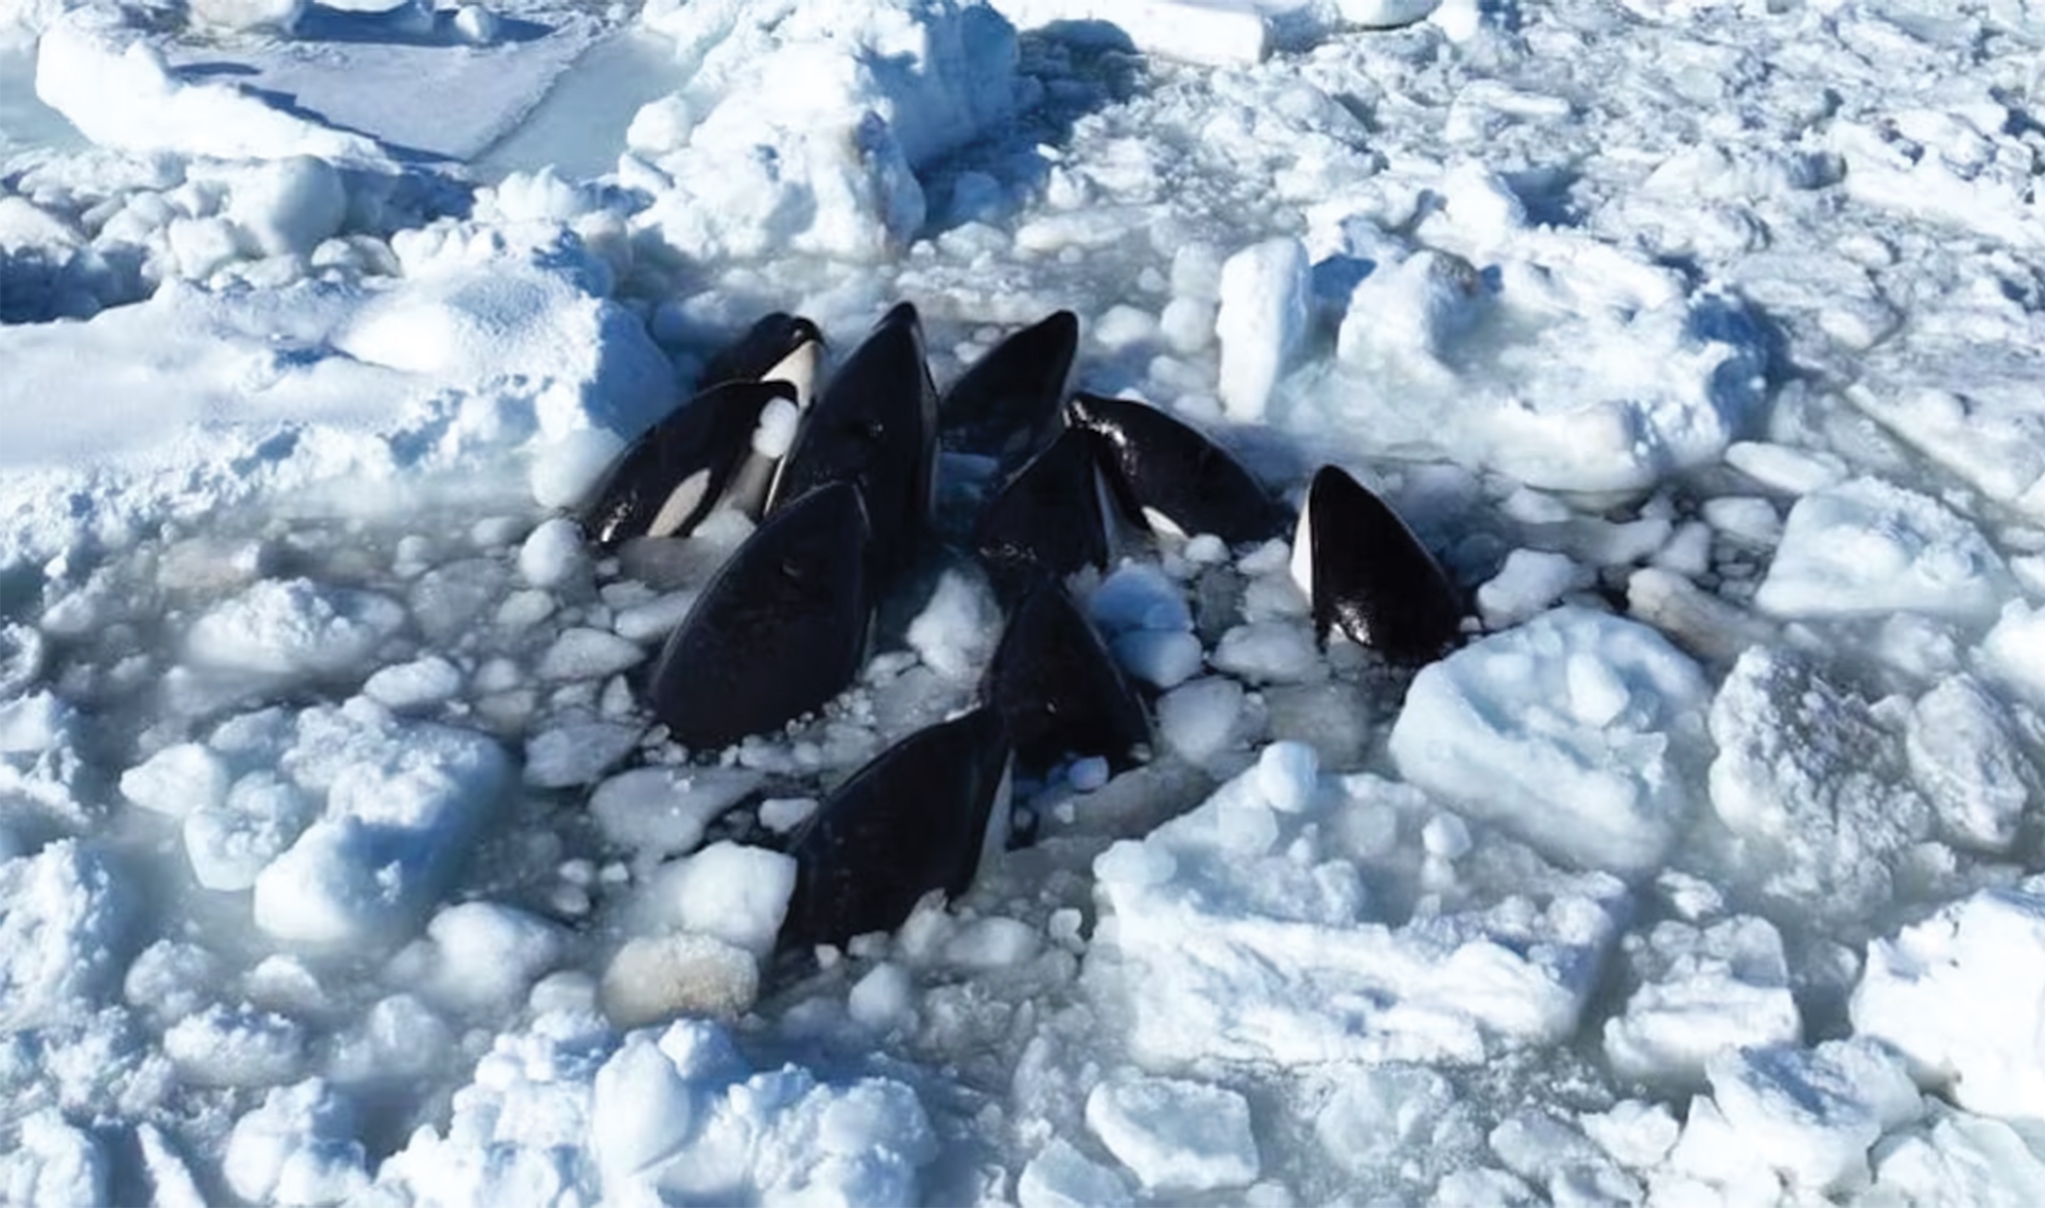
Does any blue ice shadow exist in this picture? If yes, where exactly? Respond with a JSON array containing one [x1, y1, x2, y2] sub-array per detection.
[[292, 2, 550, 46]]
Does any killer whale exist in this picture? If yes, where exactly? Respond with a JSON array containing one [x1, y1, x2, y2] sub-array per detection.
[[767, 302, 938, 586], [1067, 392, 1289, 546], [778, 705, 1013, 949], [642, 480, 874, 751], [710, 314, 826, 520], [972, 425, 1110, 598], [579, 379, 799, 550], [1291, 464, 1462, 665], [984, 578, 1151, 774], [699, 312, 824, 389], [938, 309, 1079, 468]]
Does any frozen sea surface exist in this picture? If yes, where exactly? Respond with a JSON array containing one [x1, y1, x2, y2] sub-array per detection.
[[5, 0, 2045, 1204]]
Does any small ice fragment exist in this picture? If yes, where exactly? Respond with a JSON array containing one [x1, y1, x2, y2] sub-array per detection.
[[1111, 629, 1203, 689], [1216, 238, 1310, 422], [121, 743, 228, 819], [601, 933, 760, 1027], [848, 961, 915, 1029], [1086, 1075, 1260, 1193], [1254, 741, 1319, 813], [1156, 677, 1246, 764], [519, 518, 589, 590]]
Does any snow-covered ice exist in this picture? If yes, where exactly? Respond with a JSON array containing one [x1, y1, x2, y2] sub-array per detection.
[[7, 0, 2045, 1200], [1388, 606, 1713, 877]]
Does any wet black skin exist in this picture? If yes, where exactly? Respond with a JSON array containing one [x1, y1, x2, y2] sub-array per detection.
[[642, 481, 874, 751], [972, 426, 1109, 599], [1066, 392, 1289, 546], [1301, 464, 1462, 666], [578, 379, 797, 550], [938, 309, 1079, 468], [699, 312, 824, 388], [767, 302, 938, 585], [779, 705, 1013, 950], [984, 578, 1151, 774]]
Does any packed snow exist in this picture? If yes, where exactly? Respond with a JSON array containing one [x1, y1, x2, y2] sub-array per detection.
[[5, 0, 2045, 1204]]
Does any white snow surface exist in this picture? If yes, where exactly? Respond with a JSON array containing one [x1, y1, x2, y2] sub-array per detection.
[[6, 0, 2045, 1203]]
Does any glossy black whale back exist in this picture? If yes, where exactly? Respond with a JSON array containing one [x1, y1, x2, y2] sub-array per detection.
[[984, 578, 1151, 774], [1297, 464, 1462, 665], [642, 480, 874, 751], [1067, 392, 1288, 546], [767, 302, 937, 585], [779, 705, 1013, 949], [939, 309, 1079, 468]]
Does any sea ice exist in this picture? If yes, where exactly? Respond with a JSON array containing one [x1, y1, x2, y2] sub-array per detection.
[[1085, 1074, 1260, 1193], [1867, 1109, 2045, 1207], [35, 11, 388, 163], [1755, 477, 2015, 625], [162, 1003, 308, 1088], [222, 1079, 369, 1205], [1388, 606, 1712, 876], [519, 515, 590, 589], [987, 0, 1270, 65], [1475, 549, 1592, 629], [398, 901, 568, 1017], [1667, 1039, 1920, 1195], [1, 1109, 107, 1208], [120, 742, 229, 820], [1708, 647, 1934, 922], [1602, 915, 1800, 1085], [589, 765, 764, 858], [1215, 236, 1310, 422], [1904, 675, 2041, 853], [362, 655, 464, 713], [1018, 1137, 1132, 1208], [0, 841, 127, 1032], [184, 578, 407, 681], [631, 0, 1018, 261], [1852, 884, 2045, 1121], [1088, 766, 1630, 1068], [626, 839, 797, 959], [249, 702, 513, 948], [536, 627, 646, 681], [578, 1016, 936, 1205]]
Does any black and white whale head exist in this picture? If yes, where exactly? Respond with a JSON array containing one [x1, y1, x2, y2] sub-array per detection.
[[1291, 464, 1462, 665], [778, 704, 1013, 950], [766, 302, 938, 585], [972, 425, 1109, 598], [579, 379, 798, 550], [1066, 392, 1289, 546], [939, 309, 1079, 468], [984, 578, 1151, 774], [699, 312, 825, 392], [642, 479, 874, 751]]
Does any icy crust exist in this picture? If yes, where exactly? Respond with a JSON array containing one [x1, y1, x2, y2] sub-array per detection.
[[1286, 211, 1770, 493], [35, 10, 390, 165], [1087, 744, 1632, 1068], [1602, 914, 1799, 1087], [370, 1012, 937, 1207], [1387, 606, 1713, 877], [985, 0, 1444, 65], [0, 840, 129, 1033], [629, 0, 1018, 262], [1755, 477, 2015, 625], [1849, 343, 2045, 523], [1851, 883, 2045, 1123], [119, 699, 513, 949], [0, 230, 672, 571], [0, 690, 90, 833], [1707, 646, 1935, 924]]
